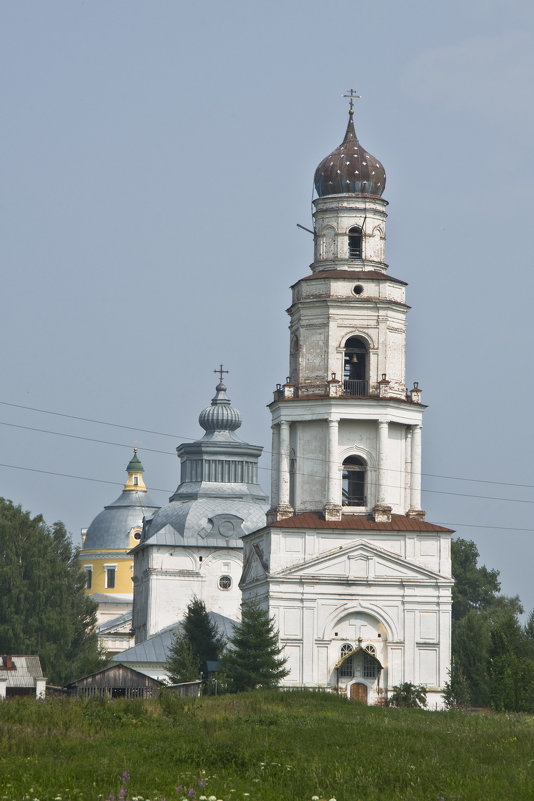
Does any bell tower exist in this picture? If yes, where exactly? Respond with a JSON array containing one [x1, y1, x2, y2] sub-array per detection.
[[240, 97, 452, 706], [270, 100, 424, 524]]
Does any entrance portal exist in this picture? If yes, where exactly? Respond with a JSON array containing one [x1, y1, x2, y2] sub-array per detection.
[[350, 682, 368, 704]]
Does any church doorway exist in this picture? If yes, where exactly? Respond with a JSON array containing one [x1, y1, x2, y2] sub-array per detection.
[[350, 683, 368, 704]]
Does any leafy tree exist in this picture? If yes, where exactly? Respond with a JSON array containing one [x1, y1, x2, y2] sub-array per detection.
[[388, 682, 427, 708], [222, 600, 289, 692], [452, 609, 491, 706], [166, 597, 224, 683], [451, 538, 500, 622], [0, 498, 103, 684], [443, 663, 471, 709]]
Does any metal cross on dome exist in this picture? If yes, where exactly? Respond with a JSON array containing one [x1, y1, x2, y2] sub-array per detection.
[[214, 364, 229, 382], [343, 89, 361, 112]]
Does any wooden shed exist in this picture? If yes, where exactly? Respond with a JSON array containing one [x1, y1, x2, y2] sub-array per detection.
[[67, 663, 163, 698]]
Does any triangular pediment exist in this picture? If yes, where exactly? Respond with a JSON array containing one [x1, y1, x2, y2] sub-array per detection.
[[273, 540, 445, 582]]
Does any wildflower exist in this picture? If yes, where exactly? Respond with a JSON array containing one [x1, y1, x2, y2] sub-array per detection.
[[312, 796, 319, 800]]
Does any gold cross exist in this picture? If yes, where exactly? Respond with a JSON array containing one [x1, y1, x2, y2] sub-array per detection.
[[214, 364, 229, 382], [343, 89, 361, 112]]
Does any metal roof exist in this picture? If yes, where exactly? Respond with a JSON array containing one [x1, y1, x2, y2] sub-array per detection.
[[83, 489, 160, 550], [0, 655, 44, 686], [114, 612, 237, 665], [264, 512, 453, 533]]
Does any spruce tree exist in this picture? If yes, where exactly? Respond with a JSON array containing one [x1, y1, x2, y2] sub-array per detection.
[[166, 597, 224, 682], [222, 600, 289, 691], [166, 634, 201, 683]]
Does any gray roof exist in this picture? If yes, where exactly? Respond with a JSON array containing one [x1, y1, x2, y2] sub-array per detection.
[[143, 498, 267, 549], [113, 612, 237, 665], [0, 655, 44, 686], [83, 489, 160, 550], [96, 610, 133, 633]]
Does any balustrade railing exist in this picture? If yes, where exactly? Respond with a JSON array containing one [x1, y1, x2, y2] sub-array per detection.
[[343, 379, 369, 397]]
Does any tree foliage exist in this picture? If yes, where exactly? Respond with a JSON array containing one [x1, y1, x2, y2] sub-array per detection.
[[166, 597, 224, 683], [451, 537, 534, 711], [222, 600, 289, 692], [388, 682, 427, 708], [0, 497, 103, 684]]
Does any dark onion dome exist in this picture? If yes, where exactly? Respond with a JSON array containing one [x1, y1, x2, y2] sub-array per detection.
[[199, 382, 242, 433], [314, 109, 386, 198]]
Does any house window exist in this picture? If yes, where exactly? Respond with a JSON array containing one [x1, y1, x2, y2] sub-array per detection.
[[105, 567, 116, 589], [342, 456, 366, 506], [340, 644, 353, 677], [84, 566, 92, 590], [348, 226, 362, 259], [219, 575, 232, 590], [133, 476, 139, 486]]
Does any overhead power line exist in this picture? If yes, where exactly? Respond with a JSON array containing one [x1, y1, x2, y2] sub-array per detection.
[[0, 459, 532, 535], [1, 398, 533, 493]]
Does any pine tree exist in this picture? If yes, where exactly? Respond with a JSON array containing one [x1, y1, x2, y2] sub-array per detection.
[[0, 498, 103, 684], [222, 600, 289, 692], [166, 597, 225, 682]]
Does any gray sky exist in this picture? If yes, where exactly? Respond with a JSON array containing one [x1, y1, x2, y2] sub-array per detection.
[[1, 1, 533, 612]]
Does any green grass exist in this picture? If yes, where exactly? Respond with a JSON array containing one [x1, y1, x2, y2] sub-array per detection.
[[0, 690, 533, 801]]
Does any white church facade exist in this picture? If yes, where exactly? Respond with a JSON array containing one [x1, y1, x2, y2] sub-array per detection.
[[131, 378, 268, 644], [240, 101, 453, 707]]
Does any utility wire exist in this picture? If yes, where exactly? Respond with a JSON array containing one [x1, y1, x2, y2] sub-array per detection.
[[0, 460, 532, 534], [1, 399, 533, 492]]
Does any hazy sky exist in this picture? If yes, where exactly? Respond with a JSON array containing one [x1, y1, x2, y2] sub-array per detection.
[[1, 1, 534, 611]]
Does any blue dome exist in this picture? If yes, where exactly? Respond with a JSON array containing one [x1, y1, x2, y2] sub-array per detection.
[[314, 111, 386, 198]]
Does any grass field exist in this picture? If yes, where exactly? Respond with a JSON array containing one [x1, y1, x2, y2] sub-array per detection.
[[0, 690, 533, 801]]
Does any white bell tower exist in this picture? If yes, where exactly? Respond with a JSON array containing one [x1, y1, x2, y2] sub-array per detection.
[[241, 97, 452, 706], [269, 99, 424, 525]]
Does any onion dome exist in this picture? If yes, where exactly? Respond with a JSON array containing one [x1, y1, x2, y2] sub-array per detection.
[[314, 109, 386, 198], [126, 449, 144, 474], [199, 382, 242, 433]]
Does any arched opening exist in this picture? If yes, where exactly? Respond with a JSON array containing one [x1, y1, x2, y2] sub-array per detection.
[[343, 336, 368, 396], [348, 226, 362, 259], [342, 456, 366, 507]]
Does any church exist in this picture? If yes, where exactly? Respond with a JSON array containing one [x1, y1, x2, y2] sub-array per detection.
[[85, 98, 452, 706], [240, 98, 453, 707]]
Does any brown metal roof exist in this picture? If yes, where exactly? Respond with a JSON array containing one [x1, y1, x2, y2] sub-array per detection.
[[268, 512, 453, 533], [300, 270, 407, 286]]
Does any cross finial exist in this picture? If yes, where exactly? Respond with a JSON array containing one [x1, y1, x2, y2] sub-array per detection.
[[343, 89, 361, 115], [214, 364, 229, 383]]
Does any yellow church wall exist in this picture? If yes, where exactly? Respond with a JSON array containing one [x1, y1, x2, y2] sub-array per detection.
[[79, 551, 134, 595]]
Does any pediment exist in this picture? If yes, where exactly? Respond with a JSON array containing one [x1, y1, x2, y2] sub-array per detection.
[[240, 544, 268, 586], [274, 540, 444, 582]]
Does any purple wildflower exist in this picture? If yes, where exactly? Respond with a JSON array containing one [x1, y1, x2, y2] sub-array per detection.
[[198, 782, 205, 788], [176, 787, 183, 794], [122, 772, 130, 782]]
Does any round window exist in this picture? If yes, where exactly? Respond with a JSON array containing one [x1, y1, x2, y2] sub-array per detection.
[[353, 284, 364, 296], [219, 575, 232, 590]]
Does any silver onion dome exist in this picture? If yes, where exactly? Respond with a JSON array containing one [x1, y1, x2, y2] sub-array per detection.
[[198, 382, 242, 432]]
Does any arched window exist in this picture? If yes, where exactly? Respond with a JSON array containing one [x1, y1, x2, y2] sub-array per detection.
[[340, 643, 353, 677], [348, 226, 362, 259], [363, 652, 379, 678], [343, 337, 368, 396], [342, 456, 366, 507]]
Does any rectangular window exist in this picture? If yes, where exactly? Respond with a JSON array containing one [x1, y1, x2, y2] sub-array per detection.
[[105, 567, 116, 589], [84, 566, 92, 590]]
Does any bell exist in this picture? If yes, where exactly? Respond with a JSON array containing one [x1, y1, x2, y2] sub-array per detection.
[[351, 353, 358, 363]]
